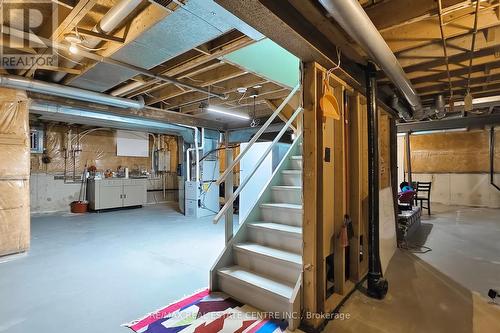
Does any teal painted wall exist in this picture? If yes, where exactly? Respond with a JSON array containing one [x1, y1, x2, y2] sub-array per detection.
[[223, 39, 300, 88]]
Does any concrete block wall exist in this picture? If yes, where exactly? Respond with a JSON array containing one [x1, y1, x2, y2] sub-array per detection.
[[411, 173, 500, 208]]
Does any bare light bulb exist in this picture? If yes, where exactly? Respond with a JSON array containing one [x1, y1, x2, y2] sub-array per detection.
[[69, 43, 78, 54]]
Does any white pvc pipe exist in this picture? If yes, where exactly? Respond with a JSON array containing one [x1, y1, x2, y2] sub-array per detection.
[[185, 127, 204, 182], [319, 0, 424, 119]]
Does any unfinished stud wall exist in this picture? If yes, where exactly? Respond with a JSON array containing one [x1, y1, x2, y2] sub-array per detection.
[[302, 62, 395, 329], [0, 88, 30, 256], [218, 144, 240, 186], [378, 112, 391, 189], [405, 128, 500, 208], [30, 123, 180, 213]]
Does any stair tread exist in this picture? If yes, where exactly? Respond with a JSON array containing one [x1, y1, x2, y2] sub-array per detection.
[[218, 265, 294, 299], [271, 185, 301, 190], [260, 203, 302, 210], [282, 169, 302, 174], [248, 221, 302, 235], [234, 243, 302, 265]]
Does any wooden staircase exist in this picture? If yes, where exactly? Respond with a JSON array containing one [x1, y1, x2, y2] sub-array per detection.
[[210, 137, 303, 330]]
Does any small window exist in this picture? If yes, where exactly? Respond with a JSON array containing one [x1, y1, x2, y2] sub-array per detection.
[[30, 129, 44, 154]]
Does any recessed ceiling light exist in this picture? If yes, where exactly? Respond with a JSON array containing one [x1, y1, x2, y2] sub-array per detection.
[[236, 87, 247, 94], [253, 85, 262, 89]]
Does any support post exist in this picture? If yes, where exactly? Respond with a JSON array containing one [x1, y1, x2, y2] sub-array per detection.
[[490, 127, 500, 191], [405, 132, 412, 184], [365, 62, 388, 299], [224, 131, 234, 243], [390, 117, 399, 219]]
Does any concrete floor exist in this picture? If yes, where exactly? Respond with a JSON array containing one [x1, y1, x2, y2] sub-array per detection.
[[0, 203, 236, 333], [326, 204, 500, 333], [414, 204, 500, 299]]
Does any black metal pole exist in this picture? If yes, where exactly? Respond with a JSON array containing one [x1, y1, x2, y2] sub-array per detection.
[[490, 127, 500, 191], [405, 132, 412, 184], [366, 61, 388, 299]]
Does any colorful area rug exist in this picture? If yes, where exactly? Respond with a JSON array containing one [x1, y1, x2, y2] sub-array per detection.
[[123, 289, 289, 333]]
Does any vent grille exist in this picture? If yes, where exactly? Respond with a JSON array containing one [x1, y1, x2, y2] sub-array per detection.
[[150, 0, 174, 10], [30, 129, 44, 154]]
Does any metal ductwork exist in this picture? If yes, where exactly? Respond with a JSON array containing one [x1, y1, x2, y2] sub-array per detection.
[[30, 100, 197, 143], [53, 0, 143, 82], [0, 75, 144, 109], [319, 0, 425, 120]]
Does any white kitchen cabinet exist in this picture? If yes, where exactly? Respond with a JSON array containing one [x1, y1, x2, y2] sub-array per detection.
[[87, 179, 147, 211]]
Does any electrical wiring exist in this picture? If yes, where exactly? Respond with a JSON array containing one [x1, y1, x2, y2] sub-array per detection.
[[55, 50, 84, 65], [326, 47, 342, 75], [400, 241, 432, 254]]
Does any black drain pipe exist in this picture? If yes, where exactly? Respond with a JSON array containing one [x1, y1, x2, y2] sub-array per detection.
[[490, 127, 500, 191], [366, 62, 389, 299]]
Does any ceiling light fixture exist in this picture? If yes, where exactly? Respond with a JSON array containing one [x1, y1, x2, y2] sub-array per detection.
[[69, 42, 79, 54], [206, 106, 250, 120], [64, 31, 82, 55]]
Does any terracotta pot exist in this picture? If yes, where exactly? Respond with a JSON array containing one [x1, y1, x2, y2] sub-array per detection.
[[70, 201, 88, 214]]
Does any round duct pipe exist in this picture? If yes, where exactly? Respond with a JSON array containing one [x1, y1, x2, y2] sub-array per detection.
[[0, 75, 144, 109], [319, 0, 425, 120]]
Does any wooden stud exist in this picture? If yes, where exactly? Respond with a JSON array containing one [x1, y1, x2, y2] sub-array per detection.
[[302, 62, 321, 327]]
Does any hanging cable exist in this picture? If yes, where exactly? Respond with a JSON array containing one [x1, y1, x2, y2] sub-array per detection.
[[466, 0, 482, 94], [437, 0, 454, 105]]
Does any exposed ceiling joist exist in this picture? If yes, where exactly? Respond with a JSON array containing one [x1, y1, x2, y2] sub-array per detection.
[[382, 4, 500, 53], [365, 0, 466, 31]]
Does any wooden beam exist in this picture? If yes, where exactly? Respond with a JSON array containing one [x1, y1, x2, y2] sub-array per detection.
[[302, 62, 322, 329], [122, 33, 254, 99], [76, 28, 125, 43], [160, 78, 280, 110], [144, 64, 246, 105], [402, 42, 500, 74], [21, 0, 96, 77], [64, 3, 172, 84], [365, 0, 465, 31], [215, 0, 366, 92], [331, 81, 346, 296], [417, 72, 500, 95], [264, 98, 298, 132], [411, 58, 500, 84], [382, 5, 500, 53], [34, 65, 82, 75]]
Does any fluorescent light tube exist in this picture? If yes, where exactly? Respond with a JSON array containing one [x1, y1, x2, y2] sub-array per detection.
[[206, 106, 250, 120]]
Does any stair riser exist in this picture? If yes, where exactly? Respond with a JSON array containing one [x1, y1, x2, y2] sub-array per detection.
[[261, 207, 302, 226], [248, 227, 302, 254], [218, 273, 291, 316], [282, 173, 302, 186], [271, 188, 302, 205], [234, 249, 301, 284], [290, 159, 302, 170]]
